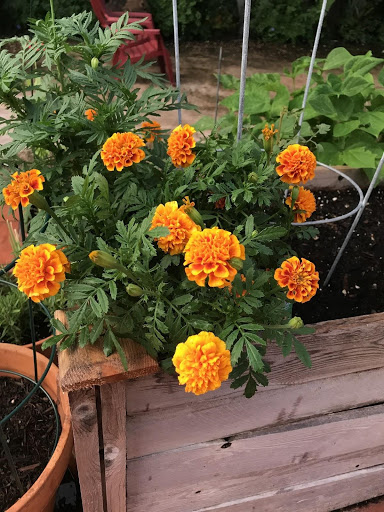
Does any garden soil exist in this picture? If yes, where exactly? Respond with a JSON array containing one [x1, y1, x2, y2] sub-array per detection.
[[0, 376, 57, 511], [294, 187, 384, 324]]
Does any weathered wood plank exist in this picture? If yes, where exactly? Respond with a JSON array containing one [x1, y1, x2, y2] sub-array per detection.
[[69, 387, 104, 512], [126, 366, 384, 458], [191, 464, 384, 512], [125, 312, 384, 415], [55, 310, 159, 392], [101, 381, 127, 512], [126, 405, 384, 512]]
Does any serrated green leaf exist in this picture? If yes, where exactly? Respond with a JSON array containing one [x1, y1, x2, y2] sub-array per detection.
[[173, 294, 193, 306], [231, 338, 244, 365], [293, 337, 312, 368], [244, 376, 257, 398], [90, 317, 104, 344], [147, 226, 171, 238], [108, 281, 117, 300], [97, 288, 109, 314], [245, 340, 264, 371]]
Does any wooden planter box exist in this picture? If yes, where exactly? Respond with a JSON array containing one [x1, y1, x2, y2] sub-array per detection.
[[57, 311, 384, 512]]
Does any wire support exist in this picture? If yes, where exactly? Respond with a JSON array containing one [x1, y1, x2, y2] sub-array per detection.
[[236, 0, 252, 142], [172, 0, 182, 125]]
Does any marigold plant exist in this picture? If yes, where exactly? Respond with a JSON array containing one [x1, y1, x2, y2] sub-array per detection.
[[167, 124, 196, 168], [274, 256, 319, 303], [101, 132, 146, 171], [3, 170, 45, 210], [172, 332, 232, 395], [276, 144, 316, 184], [184, 227, 245, 288], [286, 186, 316, 223], [13, 244, 70, 303], [1, 11, 321, 398], [150, 201, 201, 255]]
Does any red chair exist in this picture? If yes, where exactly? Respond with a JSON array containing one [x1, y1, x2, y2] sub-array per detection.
[[90, 0, 154, 28], [90, 0, 174, 85]]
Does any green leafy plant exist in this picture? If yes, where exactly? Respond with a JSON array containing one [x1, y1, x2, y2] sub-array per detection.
[[0, 10, 190, 200], [2, 10, 319, 398], [202, 48, 384, 178]]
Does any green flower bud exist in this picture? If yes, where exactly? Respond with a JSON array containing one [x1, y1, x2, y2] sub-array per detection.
[[28, 191, 51, 212], [126, 284, 144, 297], [248, 171, 258, 183], [229, 257, 244, 271], [89, 250, 121, 270], [290, 186, 300, 206], [287, 316, 304, 329], [91, 57, 99, 69]]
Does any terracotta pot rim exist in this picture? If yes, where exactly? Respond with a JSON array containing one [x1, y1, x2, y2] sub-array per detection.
[[24, 335, 52, 350], [0, 343, 73, 512]]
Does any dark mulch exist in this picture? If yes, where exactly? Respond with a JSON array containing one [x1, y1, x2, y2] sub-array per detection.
[[293, 187, 384, 324], [0, 376, 57, 512]]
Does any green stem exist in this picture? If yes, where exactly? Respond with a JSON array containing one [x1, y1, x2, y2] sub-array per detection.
[[49, 0, 65, 90]]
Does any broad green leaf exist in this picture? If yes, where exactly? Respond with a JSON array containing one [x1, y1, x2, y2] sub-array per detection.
[[333, 120, 359, 137], [344, 53, 384, 77], [316, 142, 344, 165], [358, 112, 384, 137], [341, 147, 377, 169], [308, 94, 336, 117], [270, 84, 290, 117], [341, 75, 372, 97], [323, 47, 353, 70], [219, 74, 240, 90], [194, 116, 215, 132], [379, 67, 384, 87], [330, 95, 354, 122]]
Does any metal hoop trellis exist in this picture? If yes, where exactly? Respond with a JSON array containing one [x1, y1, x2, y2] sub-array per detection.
[[0, 204, 59, 500], [171, 0, 384, 289]]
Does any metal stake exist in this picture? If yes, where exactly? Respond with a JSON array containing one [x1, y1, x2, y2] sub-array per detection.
[[236, 0, 252, 142], [214, 46, 223, 125], [297, 0, 328, 139], [172, 0, 182, 125]]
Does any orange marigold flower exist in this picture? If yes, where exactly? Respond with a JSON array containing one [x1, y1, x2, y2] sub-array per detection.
[[172, 331, 232, 395], [150, 201, 201, 255], [85, 108, 96, 121], [2, 169, 45, 210], [215, 197, 226, 209], [274, 256, 319, 303], [286, 186, 316, 223], [276, 144, 316, 184], [141, 120, 161, 143], [13, 244, 70, 303], [262, 123, 278, 141], [184, 227, 245, 288], [101, 132, 145, 172], [167, 124, 196, 168]]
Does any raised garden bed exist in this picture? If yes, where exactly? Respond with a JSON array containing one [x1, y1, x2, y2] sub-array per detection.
[[57, 310, 384, 512]]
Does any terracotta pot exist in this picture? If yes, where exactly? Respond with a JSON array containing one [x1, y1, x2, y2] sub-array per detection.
[[0, 343, 73, 512], [24, 336, 55, 361]]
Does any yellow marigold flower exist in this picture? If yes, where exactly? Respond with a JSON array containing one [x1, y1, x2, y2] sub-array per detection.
[[286, 186, 316, 223], [172, 331, 232, 395], [141, 120, 161, 143], [85, 108, 96, 121], [2, 169, 45, 210], [167, 124, 196, 168], [274, 256, 319, 303], [184, 227, 245, 288], [101, 132, 145, 172], [13, 244, 70, 303], [150, 201, 201, 255], [276, 144, 316, 184], [262, 123, 278, 141]]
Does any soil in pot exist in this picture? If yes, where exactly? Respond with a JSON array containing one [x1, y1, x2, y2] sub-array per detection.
[[0, 376, 58, 511], [294, 187, 384, 324]]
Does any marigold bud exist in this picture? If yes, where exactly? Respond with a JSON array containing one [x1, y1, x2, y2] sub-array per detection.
[[290, 186, 300, 206], [181, 196, 204, 228], [229, 257, 244, 271], [126, 284, 143, 297], [287, 316, 304, 329], [91, 57, 99, 69], [28, 191, 50, 212], [248, 171, 258, 183], [89, 250, 120, 270]]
